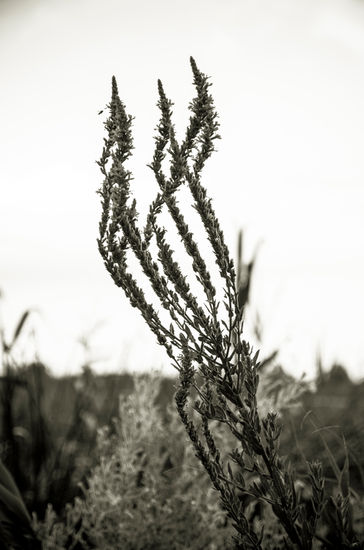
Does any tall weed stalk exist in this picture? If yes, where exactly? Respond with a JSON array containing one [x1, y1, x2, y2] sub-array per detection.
[[96, 58, 360, 548]]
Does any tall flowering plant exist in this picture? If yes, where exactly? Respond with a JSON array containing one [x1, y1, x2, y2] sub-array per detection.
[[97, 58, 329, 549]]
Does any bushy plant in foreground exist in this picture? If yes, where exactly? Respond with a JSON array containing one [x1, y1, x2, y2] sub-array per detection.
[[34, 371, 310, 549], [34, 374, 236, 549], [95, 57, 364, 548]]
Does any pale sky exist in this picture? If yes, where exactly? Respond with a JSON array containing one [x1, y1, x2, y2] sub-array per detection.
[[1, 0, 364, 379]]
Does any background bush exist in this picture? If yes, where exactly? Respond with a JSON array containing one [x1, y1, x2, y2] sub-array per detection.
[[1, 339, 364, 547]]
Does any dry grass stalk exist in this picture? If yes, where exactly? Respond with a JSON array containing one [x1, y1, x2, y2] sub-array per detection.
[[97, 58, 360, 549]]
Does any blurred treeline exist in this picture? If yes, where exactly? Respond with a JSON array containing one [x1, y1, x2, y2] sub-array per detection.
[[0, 356, 364, 522]]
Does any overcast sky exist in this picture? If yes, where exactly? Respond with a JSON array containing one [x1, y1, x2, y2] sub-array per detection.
[[1, 0, 364, 379]]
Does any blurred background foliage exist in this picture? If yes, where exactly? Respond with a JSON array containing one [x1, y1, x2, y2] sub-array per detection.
[[0, 231, 363, 547], [1, 353, 363, 547]]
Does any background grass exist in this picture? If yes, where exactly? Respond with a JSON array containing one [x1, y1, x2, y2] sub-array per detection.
[[1, 358, 363, 516]]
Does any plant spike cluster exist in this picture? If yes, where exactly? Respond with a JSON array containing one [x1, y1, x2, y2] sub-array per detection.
[[98, 58, 333, 549]]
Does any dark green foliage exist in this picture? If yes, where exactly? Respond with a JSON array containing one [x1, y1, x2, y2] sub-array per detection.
[[0, 357, 134, 518], [0, 458, 41, 549]]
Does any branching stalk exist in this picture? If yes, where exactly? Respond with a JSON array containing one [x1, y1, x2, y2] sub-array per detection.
[[97, 57, 327, 550]]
